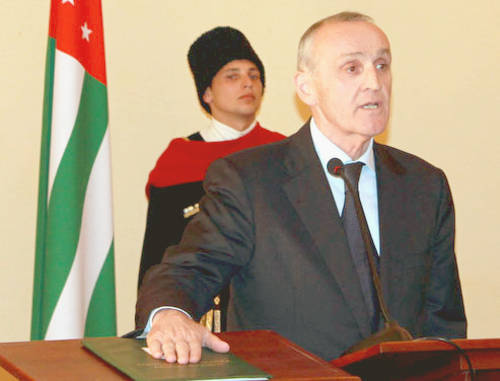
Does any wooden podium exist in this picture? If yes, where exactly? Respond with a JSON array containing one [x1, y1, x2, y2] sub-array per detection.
[[0, 330, 358, 380], [2, 332, 499, 380], [331, 338, 500, 381]]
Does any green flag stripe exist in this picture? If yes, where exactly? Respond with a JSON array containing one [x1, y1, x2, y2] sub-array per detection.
[[38, 72, 109, 338], [84, 241, 117, 337], [31, 37, 56, 340]]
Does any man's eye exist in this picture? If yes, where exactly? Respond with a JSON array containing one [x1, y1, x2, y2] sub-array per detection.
[[376, 63, 388, 70], [227, 75, 238, 80], [250, 74, 260, 80], [346, 65, 357, 73]]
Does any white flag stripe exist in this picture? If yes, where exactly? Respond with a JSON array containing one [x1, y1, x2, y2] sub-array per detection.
[[45, 131, 114, 339], [48, 50, 85, 198]]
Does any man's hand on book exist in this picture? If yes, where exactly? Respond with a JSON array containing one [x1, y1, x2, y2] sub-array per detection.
[[146, 309, 230, 364]]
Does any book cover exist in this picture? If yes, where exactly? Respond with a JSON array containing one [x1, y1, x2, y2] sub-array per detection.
[[82, 337, 270, 381]]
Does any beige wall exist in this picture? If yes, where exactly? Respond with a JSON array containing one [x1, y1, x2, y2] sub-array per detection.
[[1, 0, 499, 342]]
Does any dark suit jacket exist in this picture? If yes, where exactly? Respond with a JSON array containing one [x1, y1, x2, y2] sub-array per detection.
[[136, 123, 466, 360]]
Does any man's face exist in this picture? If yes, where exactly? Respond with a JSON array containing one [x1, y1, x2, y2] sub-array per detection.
[[203, 59, 263, 128], [305, 21, 392, 147]]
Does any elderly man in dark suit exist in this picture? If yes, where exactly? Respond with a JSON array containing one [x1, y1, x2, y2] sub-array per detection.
[[136, 11, 466, 363]]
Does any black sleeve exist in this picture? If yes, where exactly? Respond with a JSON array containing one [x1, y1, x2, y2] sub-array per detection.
[[138, 182, 205, 289]]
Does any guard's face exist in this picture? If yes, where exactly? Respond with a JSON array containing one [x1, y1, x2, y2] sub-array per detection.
[[307, 21, 392, 145], [203, 59, 263, 128]]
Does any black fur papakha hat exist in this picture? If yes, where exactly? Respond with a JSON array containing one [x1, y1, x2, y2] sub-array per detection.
[[188, 26, 265, 113]]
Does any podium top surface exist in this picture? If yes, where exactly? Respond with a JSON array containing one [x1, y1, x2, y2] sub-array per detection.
[[0, 330, 358, 381]]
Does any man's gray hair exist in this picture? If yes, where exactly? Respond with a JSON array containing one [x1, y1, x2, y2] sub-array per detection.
[[297, 12, 374, 71]]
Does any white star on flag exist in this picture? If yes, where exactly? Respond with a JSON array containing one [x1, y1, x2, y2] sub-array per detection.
[[61, 0, 75, 5], [81, 22, 92, 42]]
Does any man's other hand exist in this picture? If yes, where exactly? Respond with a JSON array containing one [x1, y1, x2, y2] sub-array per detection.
[[146, 309, 230, 364]]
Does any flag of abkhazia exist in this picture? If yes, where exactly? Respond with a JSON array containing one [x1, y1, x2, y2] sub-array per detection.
[[31, 0, 116, 340]]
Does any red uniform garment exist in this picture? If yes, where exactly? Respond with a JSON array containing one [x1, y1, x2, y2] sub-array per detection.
[[146, 123, 284, 198]]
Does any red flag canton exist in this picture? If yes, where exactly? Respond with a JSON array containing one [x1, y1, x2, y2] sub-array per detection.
[[49, 0, 107, 84]]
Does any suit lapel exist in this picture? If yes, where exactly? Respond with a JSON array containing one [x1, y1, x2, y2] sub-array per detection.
[[282, 123, 372, 337], [374, 144, 407, 312]]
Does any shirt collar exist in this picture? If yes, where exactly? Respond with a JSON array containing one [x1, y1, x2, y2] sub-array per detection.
[[310, 117, 375, 172], [199, 118, 257, 142]]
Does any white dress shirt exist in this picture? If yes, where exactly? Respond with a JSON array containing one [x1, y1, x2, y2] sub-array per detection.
[[309, 118, 380, 254]]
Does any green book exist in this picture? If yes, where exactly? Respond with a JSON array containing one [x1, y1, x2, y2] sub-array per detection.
[[82, 337, 270, 381]]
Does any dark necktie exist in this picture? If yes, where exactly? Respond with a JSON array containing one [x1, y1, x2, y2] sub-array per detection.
[[341, 162, 380, 332]]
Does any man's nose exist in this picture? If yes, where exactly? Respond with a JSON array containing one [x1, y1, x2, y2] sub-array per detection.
[[242, 75, 253, 88], [363, 65, 381, 90]]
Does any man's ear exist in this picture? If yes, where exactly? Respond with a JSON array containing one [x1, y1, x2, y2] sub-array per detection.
[[202, 87, 213, 105], [294, 70, 316, 106]]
